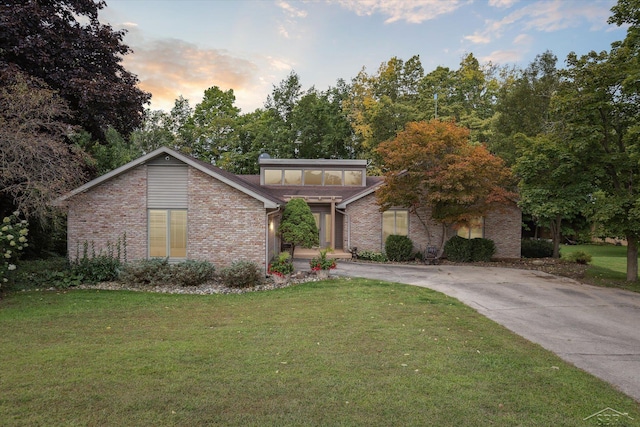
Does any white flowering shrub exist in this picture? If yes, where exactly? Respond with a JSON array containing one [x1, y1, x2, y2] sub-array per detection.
[[1, 212, 29, 286]]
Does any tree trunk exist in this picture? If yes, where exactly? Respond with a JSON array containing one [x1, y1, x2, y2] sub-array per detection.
[[550, 215, 562, 258], [626, 234, 638, 282]]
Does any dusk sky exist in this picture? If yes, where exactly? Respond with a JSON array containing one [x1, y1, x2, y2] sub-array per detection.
[[102, 0, 627, 113]]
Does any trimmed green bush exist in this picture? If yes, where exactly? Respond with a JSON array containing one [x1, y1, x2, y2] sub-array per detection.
[[118, 259, 215, 287], [444, 236, 496, 262], [385, 235, 414, 262], [521, 239, 554, 258], [118, 258, 171, 286], [470, 238, 496, 262], [444, 236, 473, 262], [171, 260, 216, 286], [218, 261, 263, 288], [562, 250, 592, 264], [357, 250, 388, 262]]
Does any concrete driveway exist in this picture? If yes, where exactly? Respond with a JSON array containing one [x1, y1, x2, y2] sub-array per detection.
[[298, 260, 640, 402]]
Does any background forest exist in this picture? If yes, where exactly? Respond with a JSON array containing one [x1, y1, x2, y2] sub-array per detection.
[[1, 0, 639, 278]]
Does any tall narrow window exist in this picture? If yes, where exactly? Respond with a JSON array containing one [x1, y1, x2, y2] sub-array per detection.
[[382, 210, 409, 244], [149, 209, 187, 258]]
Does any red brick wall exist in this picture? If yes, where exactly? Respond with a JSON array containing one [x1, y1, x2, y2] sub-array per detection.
[[188, 168, 266, 269], [65, 165, 268, 270], [66, 167, 147, 261], [344, 193, 522, 259], [484, 203, 522, 259]]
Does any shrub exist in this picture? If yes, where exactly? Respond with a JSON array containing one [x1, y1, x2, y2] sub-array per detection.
[[118, 258, 171, 286], [171, 260, 216, 286], [218, 261, 263, 288], [72, 255, 121, 283], [4, 257, 70, 291], [268, 252, 294, 277], [470, 238, 496, 262], [310, 248, 337, 271], [357, 250, 388, 262], [118, 259, 215, 287], [521, 239, 554, 258], [444, 236, 473, 262], [385, 235, 414, 262], [444, 236, 496, 262], [562, 250, 592, 264], [1, 211, 29, 287]]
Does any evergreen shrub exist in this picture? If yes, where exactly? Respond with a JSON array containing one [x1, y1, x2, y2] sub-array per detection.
[[521, 239, 554, 258], [385, 235, 414, 262], [218, 261, 263, 288]]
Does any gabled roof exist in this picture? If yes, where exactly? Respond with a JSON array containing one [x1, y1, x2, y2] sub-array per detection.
[[54, 147, 282, 209]]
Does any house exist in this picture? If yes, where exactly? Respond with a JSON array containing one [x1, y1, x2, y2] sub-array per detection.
[[55, 146, 521, 272]]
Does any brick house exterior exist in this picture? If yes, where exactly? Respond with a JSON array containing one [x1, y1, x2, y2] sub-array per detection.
[[56, 146, 521, 272]]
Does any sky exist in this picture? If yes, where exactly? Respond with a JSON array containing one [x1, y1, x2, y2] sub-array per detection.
[[102, 0, 627, 114]]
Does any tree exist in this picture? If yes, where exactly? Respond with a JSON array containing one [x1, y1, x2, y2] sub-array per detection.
[[493, 51, 560, 165], [550, 2, 639, 280], [514, 134, 592, 258], [0, 67, 88, 221], [0, 0, 150, 140], [188, 86, 240, 164], [376, 120, 514, 248], [278, 198, 319, 254]]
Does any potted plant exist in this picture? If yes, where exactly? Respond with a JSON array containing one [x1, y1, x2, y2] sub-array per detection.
[[309, 248, 336, 279], [268, 252, 294, 284]]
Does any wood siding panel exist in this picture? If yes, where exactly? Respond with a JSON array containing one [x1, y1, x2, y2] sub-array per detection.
[[148, 165, 188, 208]]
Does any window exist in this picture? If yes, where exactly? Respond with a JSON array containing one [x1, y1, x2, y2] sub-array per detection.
[[324, 170, 342, 186], [344, 170, 363, 186], [149, 209, 187, 258], [304, 170, 322, 185], [457, 217, 484, 239], [264, 169, 282, 185], [382, 210, 408, 244], [283, 169, 302, 185]]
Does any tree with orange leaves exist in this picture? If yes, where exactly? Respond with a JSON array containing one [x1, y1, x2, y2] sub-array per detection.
[[376, 120, 515, 248]]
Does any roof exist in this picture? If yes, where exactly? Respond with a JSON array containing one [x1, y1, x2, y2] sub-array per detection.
[[55, 146, 383, 209], [54, 147, 282, 209]]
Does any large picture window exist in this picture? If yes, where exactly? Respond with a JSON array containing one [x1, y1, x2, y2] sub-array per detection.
[[149, 209, 187, 258], [382, 210, 408, 244]]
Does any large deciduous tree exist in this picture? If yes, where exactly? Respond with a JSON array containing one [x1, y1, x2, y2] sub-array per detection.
[[550, 0, 640, 281], [0, 0, 150, 140], [376, 120, 514, 247], [514, 134, 592, 258], [0, 68, 88, 221]]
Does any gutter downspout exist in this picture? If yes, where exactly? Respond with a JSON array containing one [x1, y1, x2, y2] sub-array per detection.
[[336, 208, 349, 251], [266, 207, 281, 274]]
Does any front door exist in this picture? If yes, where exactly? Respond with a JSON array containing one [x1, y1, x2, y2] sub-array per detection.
[[312, 212, 332, 248]]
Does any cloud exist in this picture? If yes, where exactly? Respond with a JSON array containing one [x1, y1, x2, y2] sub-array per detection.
[[334, 0, 468, 24], [488, 0, 518, 8], [481, 49, 523, 64], [464, 0, 613, 45], [123, 39, 264, 111], [277, 1, 308, 18]]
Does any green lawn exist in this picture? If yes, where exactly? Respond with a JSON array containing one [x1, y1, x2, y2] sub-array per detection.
[[561, 244, 640, 292], [1, 279, 638, 426]]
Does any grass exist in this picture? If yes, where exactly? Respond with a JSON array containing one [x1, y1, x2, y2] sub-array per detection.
[[561, 244, 640, 292], [1, 279, 639, 426]]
